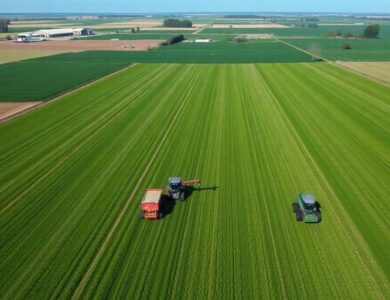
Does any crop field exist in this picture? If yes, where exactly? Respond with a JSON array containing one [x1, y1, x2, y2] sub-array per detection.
[[85, 33, 187, 40], [69, 40, 312, 64], [203, 24, 390, 38], [0, 63, 389, 299], [337, 61, 390, 84], [0, 49, 65, 64], [282, 37, 390, 61], [0, 41, 312, 102], [0, 54, 131, 101]]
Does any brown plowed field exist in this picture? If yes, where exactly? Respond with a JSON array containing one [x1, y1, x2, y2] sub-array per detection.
[[0, 102, 42, 123], [0, 40, 162, 52]]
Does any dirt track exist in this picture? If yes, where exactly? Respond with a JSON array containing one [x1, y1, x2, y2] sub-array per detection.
[[211, 24, 289, 29], [0, 40, 162, 52], [0, 102, 43, 123]]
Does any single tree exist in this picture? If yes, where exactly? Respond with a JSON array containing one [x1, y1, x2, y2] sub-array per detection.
[[342, 43, 352, 50], [363, 24, 380, 38], [0, 19, 10, 33]]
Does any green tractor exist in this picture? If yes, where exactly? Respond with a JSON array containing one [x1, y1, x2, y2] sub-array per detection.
[[292, 194, 321, 223]]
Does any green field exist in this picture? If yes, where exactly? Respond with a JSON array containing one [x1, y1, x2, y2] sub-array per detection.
[[0, 63, 389, 298], [0, 54, 131, 101], [282, 37, 390, 61], [203, 25, 390, 38], [0, 41, 313, 102]]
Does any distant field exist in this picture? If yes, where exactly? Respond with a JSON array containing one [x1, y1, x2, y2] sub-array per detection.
[[203, 25, 390, 38], [0, 63, 389, 298], [337, 61, 390, 84], [119, 40, 311, 63], [282, 38, 390, 61], [0, 40, 312, 102], [0, 54, 131, 101], [0, 49, 64, 64], [43, 40, 312, 64], [86, 33, 190, 40]]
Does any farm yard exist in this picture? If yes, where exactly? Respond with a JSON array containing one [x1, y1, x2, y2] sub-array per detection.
[[0, 63, 389, 299]]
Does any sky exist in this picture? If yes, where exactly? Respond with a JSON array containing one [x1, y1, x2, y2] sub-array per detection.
[[3, 0, 390, 14]]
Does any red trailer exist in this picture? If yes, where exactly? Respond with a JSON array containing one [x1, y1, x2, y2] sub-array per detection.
[[141, 189, 163, 220]]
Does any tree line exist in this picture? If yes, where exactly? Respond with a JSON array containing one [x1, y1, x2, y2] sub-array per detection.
[[163, 19, 192, 28], [324, 24, 380, 39]]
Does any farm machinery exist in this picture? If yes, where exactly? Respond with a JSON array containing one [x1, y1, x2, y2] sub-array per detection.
[[140, 177, 201, 220], [292, 193, 321, 223], [140, 189, 164, 220], [167, 177, 201, 201]]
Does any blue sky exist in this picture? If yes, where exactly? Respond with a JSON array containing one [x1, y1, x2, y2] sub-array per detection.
[[4, 0, 390, 13]]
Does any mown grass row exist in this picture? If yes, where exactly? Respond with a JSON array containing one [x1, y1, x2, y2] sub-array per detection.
[[0, 63, 389, 299]]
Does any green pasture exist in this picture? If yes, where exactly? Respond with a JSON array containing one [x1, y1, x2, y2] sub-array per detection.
[[0, 41, 313, 102], [0, 63, 389, 299], [283, 37, 390, 61], [0, 55, 131, 101], [203, 24, 390, 38]]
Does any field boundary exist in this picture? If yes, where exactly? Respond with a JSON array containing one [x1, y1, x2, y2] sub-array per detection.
[[275, 37, 329, 62], [70, 65, 204, 299], [278, 37, 390, 86], [0, 102, 43, 124], [0, 63, 136, 125], [335, 62, 390, 87]]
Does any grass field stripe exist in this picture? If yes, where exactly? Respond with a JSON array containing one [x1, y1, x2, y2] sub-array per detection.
[[0, 65, 179, 214], [0, 64, 168, 174], [304, 63, 390, 110], [70, 65, 205, 299], [0, 65, 177, 212], [0, 63, 137, 125]]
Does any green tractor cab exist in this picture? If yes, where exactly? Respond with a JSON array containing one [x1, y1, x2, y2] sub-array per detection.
[[292, 194, 321, 223]]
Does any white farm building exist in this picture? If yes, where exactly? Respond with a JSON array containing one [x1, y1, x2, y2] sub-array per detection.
[[17, 28, 94, 42]]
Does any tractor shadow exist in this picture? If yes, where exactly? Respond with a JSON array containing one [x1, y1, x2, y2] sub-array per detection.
[[160, 194, 175, 217], [160, 185, 218, 218]]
